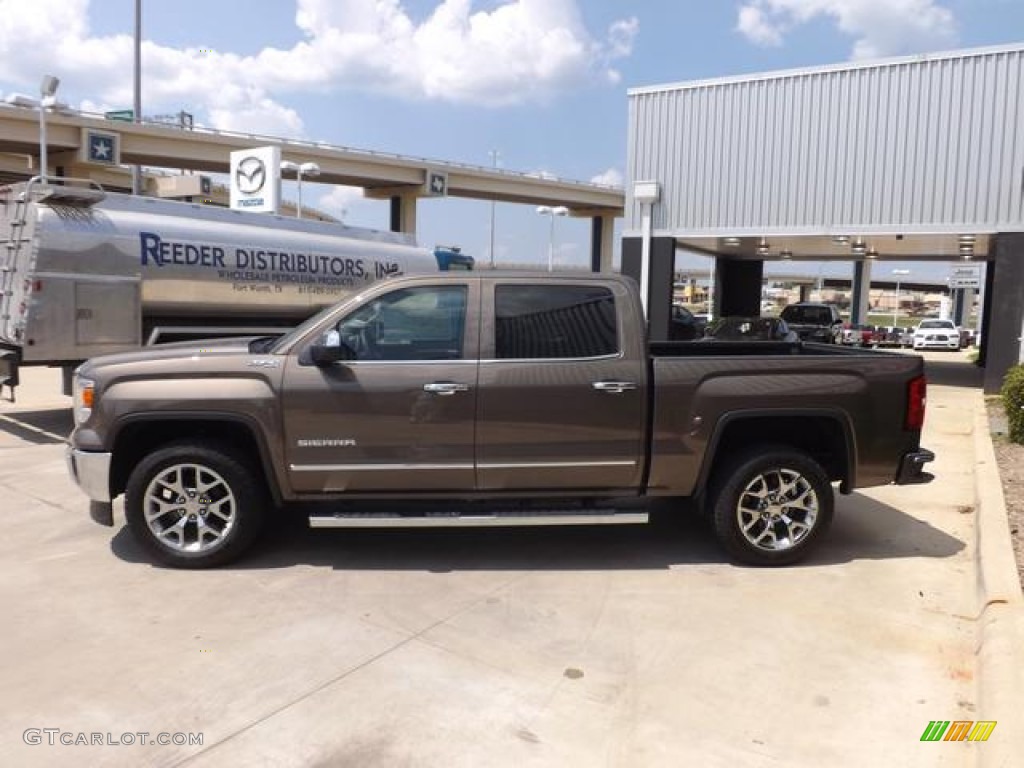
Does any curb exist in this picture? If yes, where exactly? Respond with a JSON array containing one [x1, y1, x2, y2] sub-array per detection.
[[972, 395, 1024, 767]]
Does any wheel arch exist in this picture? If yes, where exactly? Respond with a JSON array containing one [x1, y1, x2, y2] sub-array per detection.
[[108, 413, 282, 504], [696, 409, 856, 497]]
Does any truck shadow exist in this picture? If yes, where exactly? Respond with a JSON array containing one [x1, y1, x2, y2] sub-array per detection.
[[110, 513, 723, 572], [0, 408, 73, 445], [109, 493, 964, 571], [821, 493, 967, 565], [924, 356, 983, 389]]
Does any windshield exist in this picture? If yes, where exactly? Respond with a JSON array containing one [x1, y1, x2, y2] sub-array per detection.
[[248, 336, 279, 354], [781, 306, 833, 324], [270, 299, 358, 353], [919, 320, 955, 329]]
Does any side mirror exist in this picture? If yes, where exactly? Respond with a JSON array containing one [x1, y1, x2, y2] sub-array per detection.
[[310, 342, 355, 366]]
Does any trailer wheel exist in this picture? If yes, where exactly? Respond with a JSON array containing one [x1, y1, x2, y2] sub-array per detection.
[[708, 447, 833, 566], [125, 441, 266, 568]]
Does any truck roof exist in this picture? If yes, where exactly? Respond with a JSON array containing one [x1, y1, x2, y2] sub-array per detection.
[[396, 270, 633, 282]]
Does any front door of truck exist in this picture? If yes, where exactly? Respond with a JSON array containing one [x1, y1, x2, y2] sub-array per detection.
[[282, 282, 479, 493], [475, 280, 647, 491]]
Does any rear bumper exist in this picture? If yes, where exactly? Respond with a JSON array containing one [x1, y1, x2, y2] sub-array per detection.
[[796, 330, 834, 342], [895, 448, 935, 485]]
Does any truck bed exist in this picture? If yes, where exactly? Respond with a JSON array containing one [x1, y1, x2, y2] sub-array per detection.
[[649, 340, 888, 357], [646, 342, 926, 496]]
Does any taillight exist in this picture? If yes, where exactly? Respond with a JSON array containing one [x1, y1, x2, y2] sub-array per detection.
[[906, 375, 927, 431]]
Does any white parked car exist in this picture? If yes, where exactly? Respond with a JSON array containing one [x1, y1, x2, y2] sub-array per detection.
[[913, 319, 961, 351]]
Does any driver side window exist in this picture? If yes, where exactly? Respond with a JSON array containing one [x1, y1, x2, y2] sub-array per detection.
[[333, 285, 467, 361]]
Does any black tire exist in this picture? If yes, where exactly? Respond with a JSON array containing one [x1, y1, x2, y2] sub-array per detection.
[[125, 441, 267, 568], [708, 447, 834, 566]]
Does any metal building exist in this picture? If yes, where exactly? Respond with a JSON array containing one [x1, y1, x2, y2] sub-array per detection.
[[621, 42, 1024, 392]]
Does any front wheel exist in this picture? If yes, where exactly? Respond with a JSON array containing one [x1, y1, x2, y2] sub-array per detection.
[[125, 441, 267, 568], [708, 448, 834, 566]]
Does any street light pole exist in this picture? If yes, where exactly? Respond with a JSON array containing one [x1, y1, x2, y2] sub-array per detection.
[[488, 150, 499, 268], [132, 0, 142, 195], [892, 269, 910, 327], [536, 205, 568, 272], [38, 75, 60, 184], [38, 94, 47, 184], [281, 161, 320, 219]]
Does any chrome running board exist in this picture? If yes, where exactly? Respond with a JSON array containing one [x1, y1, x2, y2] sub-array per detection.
[[308, 510, 649, 529]]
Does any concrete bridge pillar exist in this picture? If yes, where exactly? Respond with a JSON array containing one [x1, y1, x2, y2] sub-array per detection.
[[389, 193, 418, 235]]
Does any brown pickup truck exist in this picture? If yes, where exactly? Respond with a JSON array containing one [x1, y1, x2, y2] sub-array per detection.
[[66, 272, 934, 568]]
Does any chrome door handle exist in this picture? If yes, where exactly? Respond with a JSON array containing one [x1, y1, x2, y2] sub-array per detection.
[[592, 381, 638, 394], [423, 382, 469, 396]]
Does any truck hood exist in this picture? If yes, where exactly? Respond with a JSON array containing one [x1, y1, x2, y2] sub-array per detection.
[[78, 336, 269, 371]]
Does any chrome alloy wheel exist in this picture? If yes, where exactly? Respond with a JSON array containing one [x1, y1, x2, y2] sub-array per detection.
[[143, 463, 236, 553], [736, 468, 818, 552]]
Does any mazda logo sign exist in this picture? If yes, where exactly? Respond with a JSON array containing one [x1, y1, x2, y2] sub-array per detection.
[[235, 156, 266, 195]]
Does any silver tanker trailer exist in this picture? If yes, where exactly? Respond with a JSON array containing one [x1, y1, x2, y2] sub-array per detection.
[[0, 178, 472, 399]]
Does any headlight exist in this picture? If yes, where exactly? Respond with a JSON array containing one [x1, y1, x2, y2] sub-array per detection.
[[73, 376, 95, 425]]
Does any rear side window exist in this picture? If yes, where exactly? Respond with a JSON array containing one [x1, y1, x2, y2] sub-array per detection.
[[781, 306, 833, 324], [495, 285, 617, 359]]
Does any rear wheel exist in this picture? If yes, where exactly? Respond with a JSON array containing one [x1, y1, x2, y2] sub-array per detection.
[[708, 447, 834, 566], [125, 441, 267, 568]]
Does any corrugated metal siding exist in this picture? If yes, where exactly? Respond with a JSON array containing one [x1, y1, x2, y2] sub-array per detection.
[[626, 46, 1024, 234]]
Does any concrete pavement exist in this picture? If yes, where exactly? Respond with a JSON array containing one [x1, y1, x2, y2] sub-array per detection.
[[969, 369, 1024, 768], [0, 356, 1018, 767]]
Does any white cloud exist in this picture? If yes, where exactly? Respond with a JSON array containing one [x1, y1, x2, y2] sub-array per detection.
[[736, 0, 958, 59], [527, 169, 560, 180], [737, 6, 784, 47], [78, 98, 116, 115], [0, 0, 637, 137], [317, 185, 366, 220], [590, 167, 623, 187], [206, 89, 304, 138]]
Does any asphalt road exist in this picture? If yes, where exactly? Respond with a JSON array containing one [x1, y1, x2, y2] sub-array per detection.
[[0, 356, 987, 767]]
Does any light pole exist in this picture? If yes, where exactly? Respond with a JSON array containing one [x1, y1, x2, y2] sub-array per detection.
[[280, 161, 320, 218], [536, 205, 569, 271], [488, 150, 500, 268], [892, 269, 910, 327], [38, 75, 60, 184], [132, 0, 142, 195]]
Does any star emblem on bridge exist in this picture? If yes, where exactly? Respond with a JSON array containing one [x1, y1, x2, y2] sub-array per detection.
[[426, 171, 448, 197], [91, 137, 111, 160], [83, 131, 119, 165]]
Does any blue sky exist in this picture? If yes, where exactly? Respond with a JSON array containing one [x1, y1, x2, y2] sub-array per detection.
[[1, 0, 1022, 280]]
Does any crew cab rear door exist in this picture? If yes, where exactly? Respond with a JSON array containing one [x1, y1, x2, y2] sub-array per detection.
[[475, 278, 647, 491], [281, 280, 480, 493]]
